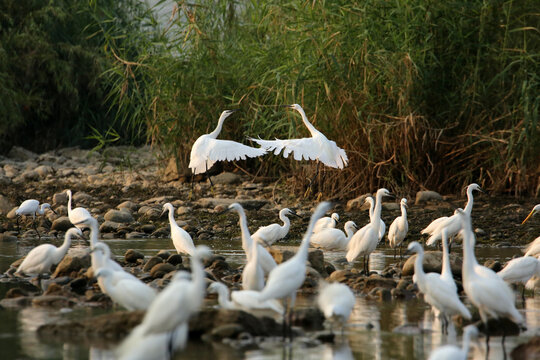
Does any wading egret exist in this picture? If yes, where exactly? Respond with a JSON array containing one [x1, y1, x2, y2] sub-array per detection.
[[457, 208, 523, 353], [439, 229, 457, 292], [16, 227, 82, 278], [423, 183, 482, 248], [497, 255, 540, 301], [346, 188, 391, 272], [258, 202, 331, 339], [252, 208, 300, 247], [91, 242, 138, 293], [15, 199, 56, 239], [522, 204, 540, 224], [162, 203, 195, 256], [524, 237, 540, 257], [313, 213, 340, 234], [189, 110, 266, 183], [388, 198, 409, 258], [364, 197, 386, 241], [311, 221, 357, 251], [427, 325, 478, 360], [317, 281, 355, 332], [407, 241, 471, 334], [208, 281, 283, 314], [66, 190, 92, 230], [95, 267, 157, 311], [118, 322, 188, 360]]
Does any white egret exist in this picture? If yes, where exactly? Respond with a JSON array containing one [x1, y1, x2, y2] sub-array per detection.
[[15, 199, 56, 239], [94, 268, 157, 311], [311, 221, 357, 251], [317, 281, 355, 332], [16, 227, 82, 279], [66, 190, 92, 230], [497, 255, 540, 301], [258, 202, 331, 338], [346, 188, 390, 272], [252, 208, 300, 247], [208, 282, 284, 314], [189, 109, 266, 184], [313, 212, 340, 234], [364, 197, 385, 241], [91, 242, 138, 293], [162, 203, 195, 256], [522, 204, 540, 224], [427, 325, 478, 360], [439, 229, 457, 292], [524, 237, 540, 257], [407, 241, 471, 334], [423, 183, 482, 248], [224, 202, 277, 275], [388, 198, 408, 258], [457, 208, 523, 352]]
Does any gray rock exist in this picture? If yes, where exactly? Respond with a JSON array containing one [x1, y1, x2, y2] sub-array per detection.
[[53, 192, 68, 205], [73, 192, 93, 204], [0, 175, 11, 185], [51, 217, 73, 231], [0, 233, 18, 242], [346, 193, 371, 211], [20, 170, 39, 181], [52, 254, 91, 278], [117, 201, 138, 211], [8, 146, 37, 161], [0, 195, 14, 215], [140, 224, 156, 234], [104, 210, 134, 223], [142, 256, 163, 272], [383, 202, 400, 211], [3, 164, 19, 178], [308, 250, 326, 276], [99, 221, 120, 233], [212, 172, 241, 185], [35, 165, 53, 177], [150, 263, 176, 278], [126, 232, 145, 239], [197, 198, 268, 210], [125, 249, 144, 263], [402, 251, 462, 277], [167, 254, 183, 266], [415, 190, 443, 204]]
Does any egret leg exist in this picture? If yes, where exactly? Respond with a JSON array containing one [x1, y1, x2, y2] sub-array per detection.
[[205, 162, 215, 196], [485, 321, 490, 360], [521, 285, 526, 303], [393, 248, 396, 260], [502, 327, 507, 360], [32, 219, 41, 241], [282, 298, 289, 340], [16, 216, 20, 235], [167, 329, 175, 360], [303, 161, 320, 198]]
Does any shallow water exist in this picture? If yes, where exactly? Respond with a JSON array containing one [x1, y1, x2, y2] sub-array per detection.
[[0, 237, 538, 360]]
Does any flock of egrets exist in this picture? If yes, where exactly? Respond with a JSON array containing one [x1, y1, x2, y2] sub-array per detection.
[[8, 105, 540, 360]]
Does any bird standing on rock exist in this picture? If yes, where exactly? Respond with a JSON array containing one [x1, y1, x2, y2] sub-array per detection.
[[388, 198, 408, 258], [252, 207, 300, 247], [15, 199, 56, 239], [162, 203, 195, 256], [66, 190, 92, 231]]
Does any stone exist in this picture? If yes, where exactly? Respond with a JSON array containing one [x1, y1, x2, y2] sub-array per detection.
[[484, 259, 502, 272], [21, 170, 39, 181], [51, 217, 73, 232], [0, 175, 11, 185], [104, 210, 134, 223], [35, 165, 53, 177], [73, 192, 93, 204], [32, 295, 77, 308], [212, 172, 241, 185], [125, 249, 144, 263], [150, 263, 176, 278], [346, 194, 371, 211], [197, 198, 268, 210], [307, 250, 326, 275], [269, 248, 295, 264], [511, 336, 540, 360], [6, 207, 18, 219], [118, 201, 138, 211], [382, 202, 400, 211], [167, 254, 183, 266], [0, 233, 18, 242], [402, 251, 462, 277], [99, 221, 120, 233], [52, 254, 91, 278], [164, 158, 180, 182], [8, 146, 37, 161], [327, 269, 354, 283], [363, 275, 397, 292], [415, 190, 443, 204], [142, 256, 163, 272], [140, 224, 156, 234], [126, 232, 145, 239], [209, 324, 245, 340], [53, 192, 68, 205], [0, 195, 14, 215], [5, 288, 28, 299]]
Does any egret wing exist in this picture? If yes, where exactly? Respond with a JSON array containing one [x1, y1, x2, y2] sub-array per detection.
[[206, 139, 266, 162]]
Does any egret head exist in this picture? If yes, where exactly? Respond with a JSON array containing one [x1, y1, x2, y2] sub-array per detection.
[[377, 188, 393, 199], [41, 203, 57, 214], [331, 213, 340, 223], [345, 221, 357, 230], [66, 227, 83, 239], [406, 241, 422, 254], [65, 190, 72, 197], [522, 204, 540, 224], [227, 202, 243, 214], [193, 245, 212, 260], [463, 324, 479, 339], [220, 109, 239, 120], [282, 208, 301, 219], [400, 198, 408, 208], [466, 183, 482, 193], [161, 202, 174, 216], [208, 281, 227, 294]]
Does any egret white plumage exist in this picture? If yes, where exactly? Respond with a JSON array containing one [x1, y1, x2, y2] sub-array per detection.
[[91, 241, 138, 293], [258, 201, 331, 339], [522, 204, 540, 224], [457, 208, 523, 352], [388, 198, 408, 258], [497, 255, 540, 301], [317, 281, 355, 332], [423, 183, 482, 248], [252, 208, 300, 247], [208, 282, 284, 314], [117, 323, 188, 360], [15, 199, 56, 239], [439, 229, 457, 292], [16, 227, 82, 279], [346, 188, 390, 272], [162, 203, 195, 256], [524, 237, 540, 257], [66, 190, 92, 230], [364, 197, 385, 241], [427, 325, 478, 360], [311, 221, 357, 251], [189, 109, 266, 183], [313, 212, 340, 233], [407, 241, 471, 334]]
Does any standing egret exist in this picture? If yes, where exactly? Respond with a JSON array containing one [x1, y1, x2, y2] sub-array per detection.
[[162, 203, 195, 256], [208, 282, 283, 314], [66, 190, 92, 230], [250, 104, 348, 197], [427, 325, 478, 360], [15, 199, 56, 239], [188, 109, 266, 186], [313, 212, 340, 233], [117, 323, 188, 360], [346, 188, 391, 272], [258, 202, 332, 339], [457, 208, 523, 353], [407, 241, 471, 334], [524, 237, 540, 257], [497, 255, 540, 301], [364, 197, 386, 241], [252, 208, 300, 247], [317, 281, 355, 332], [16, 227, 82, 279], [388, 198, 408, 258], [439, 229, 457, 292], [522, 204, 540, 224], [91, 242, 139, 292], [311, 221, 357, 251]]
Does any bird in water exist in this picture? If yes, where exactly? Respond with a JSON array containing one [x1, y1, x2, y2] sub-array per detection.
[[388, 198, 408, 258], [317, 281, 355, 333], [208, 281, 283, 315], [15, 199, 56, 239], [252, 207, 301, 247], [313, 212, 340, 234], [363, 197, 385, 242], [497, 255, 540, 301], [311, 220, 357, 251], [427, 325, 479, 360], [162, 203, 195, 256]]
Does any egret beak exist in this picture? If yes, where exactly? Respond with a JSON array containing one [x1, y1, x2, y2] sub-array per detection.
[[160, 209, 167, 217], [403, 203, 409, 209], [290, 210, 303, 219], [50, 208, 58, 215], [217, 208, 231, 216], [228, 109, 240, 113], [522, 209, 536, 225], [281, 104, 294, 108]]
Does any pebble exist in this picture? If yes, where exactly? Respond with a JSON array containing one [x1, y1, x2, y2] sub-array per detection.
[[124, 249, 144, 263], [415, 190, 443, 204]]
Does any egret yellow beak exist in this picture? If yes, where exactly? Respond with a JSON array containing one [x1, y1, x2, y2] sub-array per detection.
[[522, 209, 536, 225]]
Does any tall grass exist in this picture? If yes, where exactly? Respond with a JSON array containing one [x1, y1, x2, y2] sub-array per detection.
[[101, 0, 539, 197]]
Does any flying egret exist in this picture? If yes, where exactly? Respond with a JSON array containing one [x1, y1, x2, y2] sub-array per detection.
[[313, 212, 340, 234], [258, 201, 332, 339], [364, 197, 386, 242], [15, 227, 82, 280], [224, 202, 277, 275], [427, 325, 478, 360], [250, 104, 347, 197], [15, 199, 56, 239], [346, 188, 391, 272], [317, 281, 355, 332], [252, 208, 300, 247], [422, 183, 482, 248], [188, 109, 266, 186], [457, 208, 524, 353], [497, 255, 540, 301], [208, 281, 284, 314], [407, 241, 471, 334], [311, 221, 357, 251], [66, 190, 92, 230], [162, 203, 195, 256], [522, 204, 540, 224], [388, 198, 408, 258], [95, 268, 157, 311]]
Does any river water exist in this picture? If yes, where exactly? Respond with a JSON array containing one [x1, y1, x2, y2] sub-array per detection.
[[0, 237, 538, 360]]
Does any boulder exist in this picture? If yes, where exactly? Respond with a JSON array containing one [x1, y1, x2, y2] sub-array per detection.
[[142, 256, 163, 272], [197, 198, 268, 210], [307, 249, 326, 276], [51, 216, 73, 232], [53, 254, 91, 278], [8, 146, 37, 161], [402, 251, 462, 277], [415, 190, 443, 204], [150, 263, 176, 278], [32, 295, 77, 308], [125, 249, 144, 263], [53, 192, 68, 206], [212, 172, 241, 185], [35, 165, 53, 177], [99, 221, 120, 233], [0, 195, 14, 215], [511, 336, 540, 360], [269, 248, 295, 264], [346, 194, 371, 211], [104, 210, 134, 223]]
